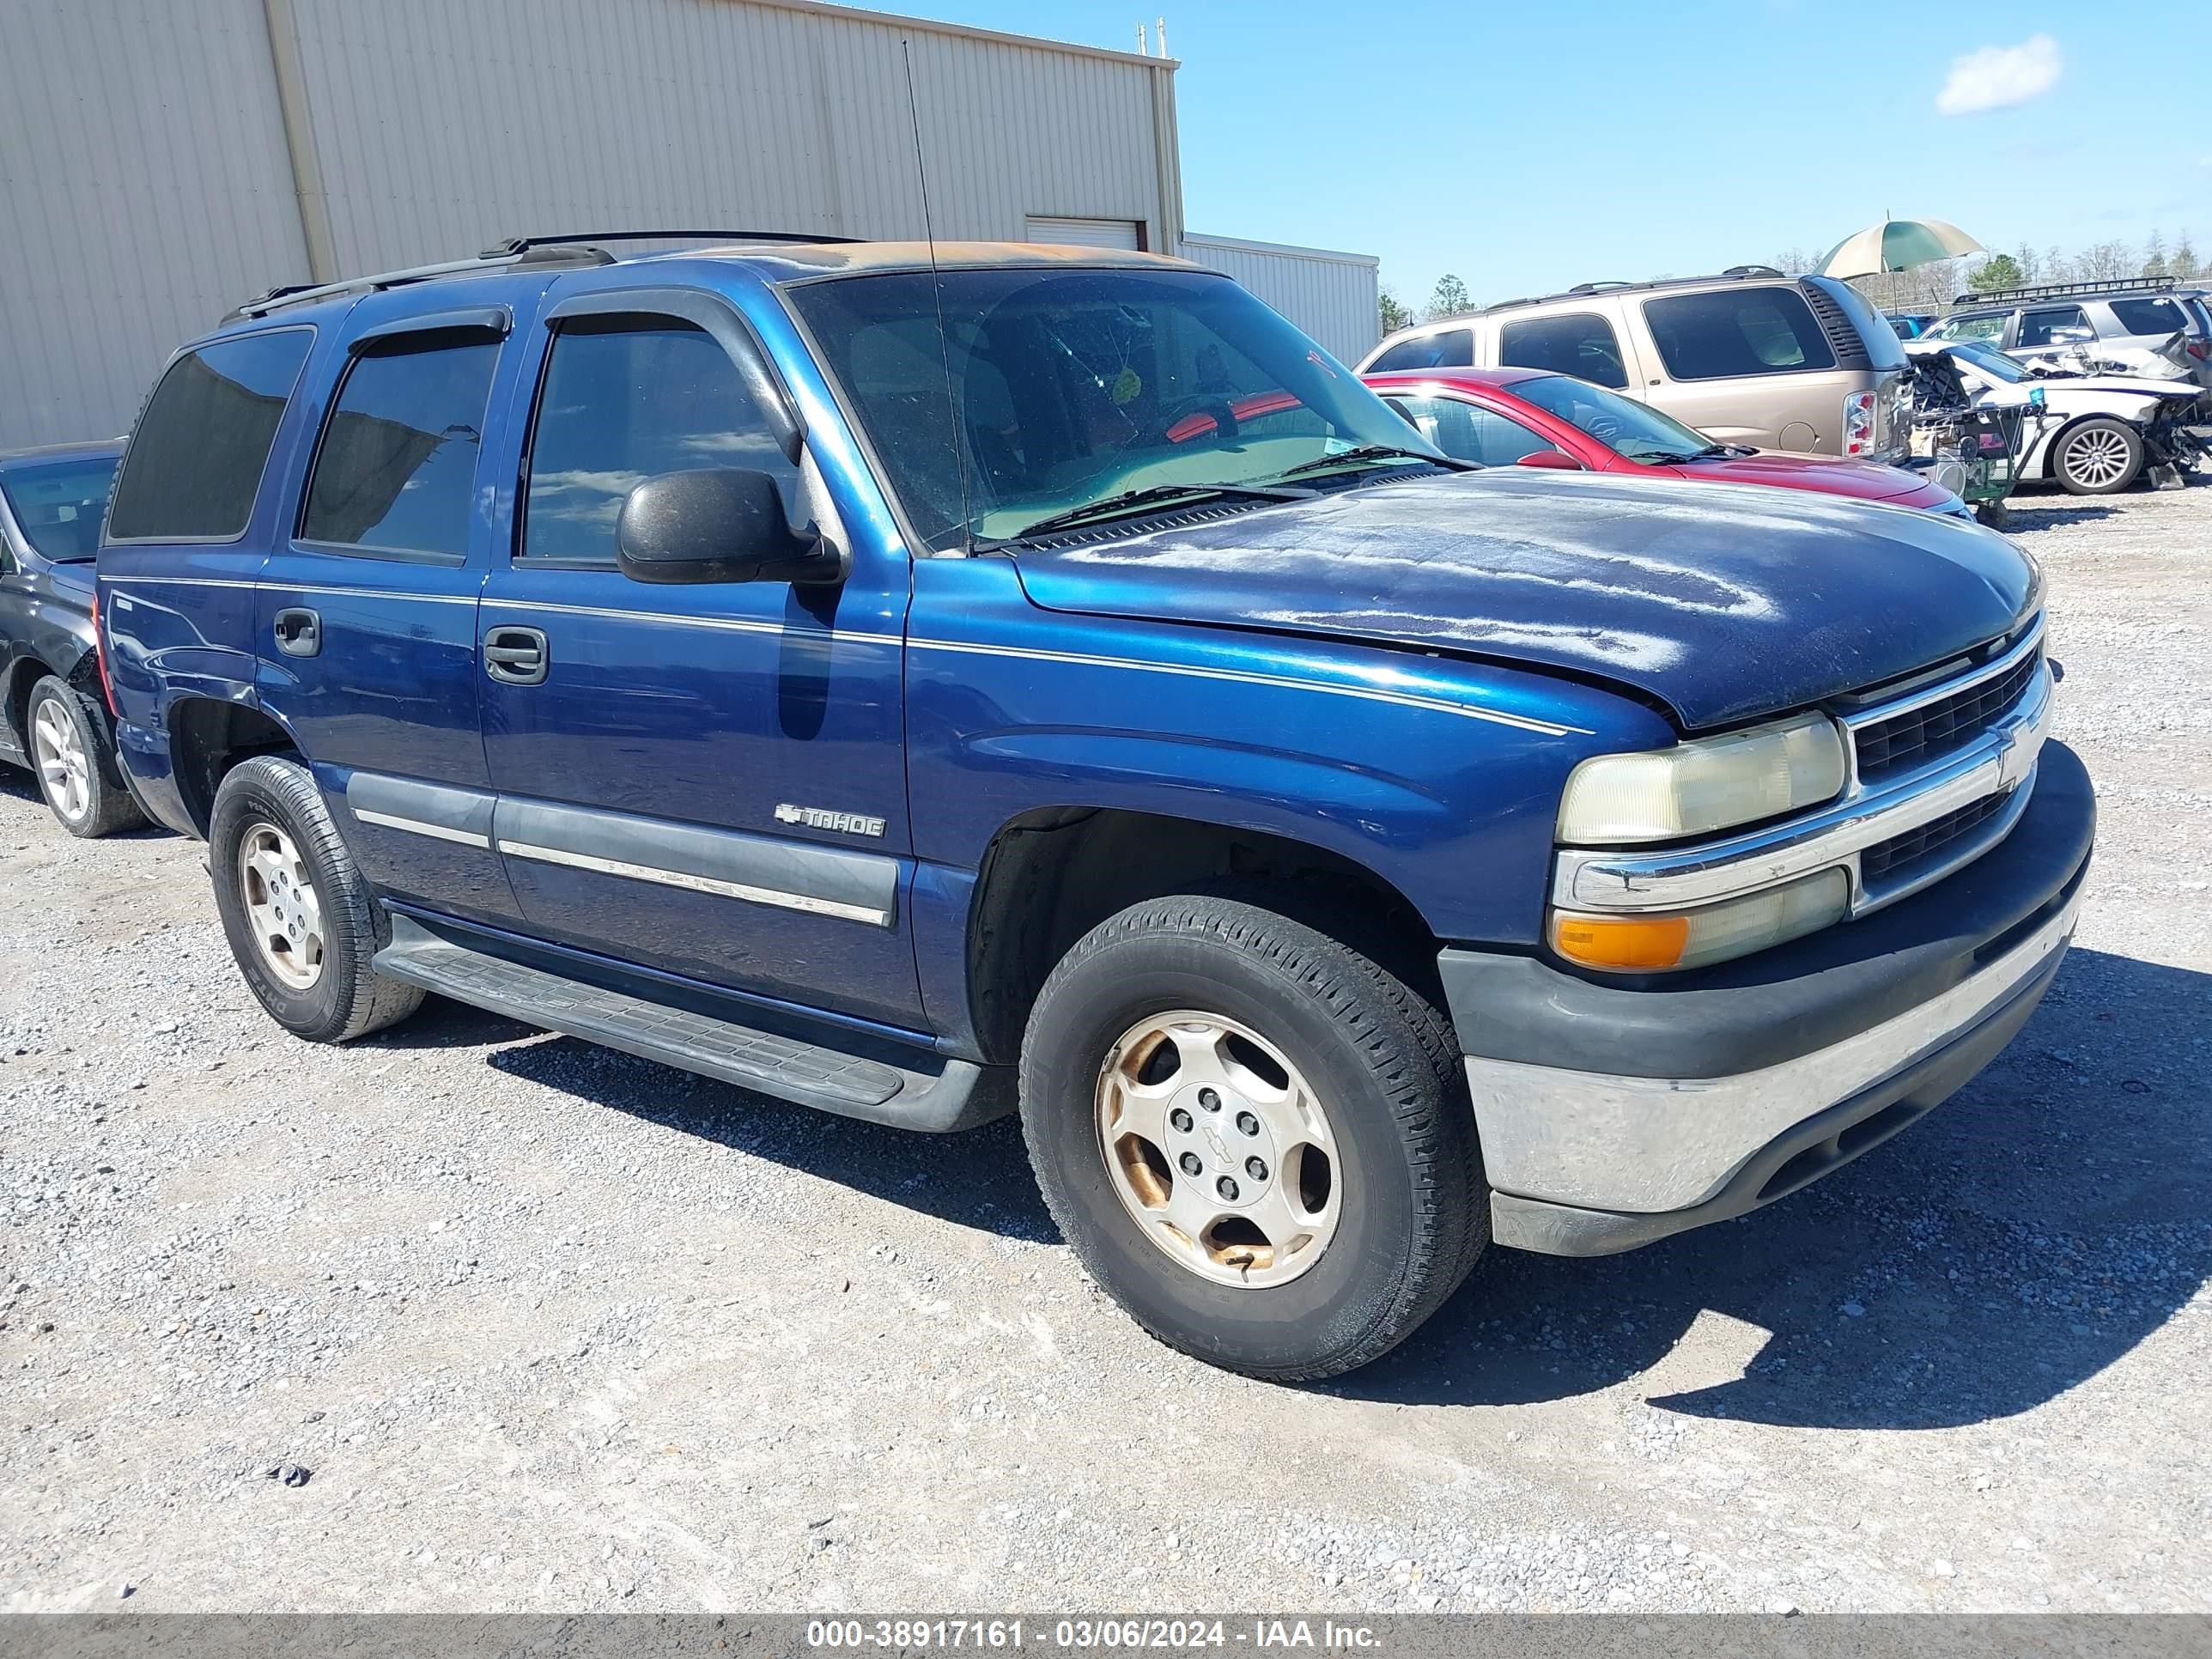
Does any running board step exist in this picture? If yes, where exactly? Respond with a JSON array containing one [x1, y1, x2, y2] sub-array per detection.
[[374, 917, 1009, 1132]]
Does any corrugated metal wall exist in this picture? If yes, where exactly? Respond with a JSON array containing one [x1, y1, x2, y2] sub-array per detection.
[[1182, 233, 1381, 367], [280, 0, 1178, 276], [0, 0, 310, 448], [0, 0, 1181, 449]]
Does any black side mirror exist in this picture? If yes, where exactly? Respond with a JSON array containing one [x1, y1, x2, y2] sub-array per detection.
[[615, 468, 846, 586]]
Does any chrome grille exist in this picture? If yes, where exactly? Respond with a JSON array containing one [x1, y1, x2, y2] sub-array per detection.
[[1854, 648, 2040, 783], [1860, 788, 2014, 884]]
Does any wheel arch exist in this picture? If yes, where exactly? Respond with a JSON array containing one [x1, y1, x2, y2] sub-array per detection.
[[165, 695, 301, 836], [962, 804, 1449, 1067], [2042, 410, 2145, 487]]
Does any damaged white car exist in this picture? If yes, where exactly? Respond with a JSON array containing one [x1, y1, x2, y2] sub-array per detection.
[[1905, 338, 2212, 495]]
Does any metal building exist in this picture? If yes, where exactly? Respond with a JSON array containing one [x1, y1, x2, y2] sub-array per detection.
[[0, 0, 1377, 450], [1180, 234, 1382, 366]]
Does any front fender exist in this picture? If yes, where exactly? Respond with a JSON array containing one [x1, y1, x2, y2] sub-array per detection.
[[905, 555, 1671, 950]]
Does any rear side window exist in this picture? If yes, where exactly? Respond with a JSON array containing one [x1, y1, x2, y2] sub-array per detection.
[[1932, 312, 2007, 343], [1368, 329, 1473, 372], [1642, 288, 1837, 380], [106, 329, 313, 541], [520, 318, 799, 563], [300, 332, 501, 558], [2110, 297, 2190, 337], [1498, 312, 1628, 389], [2017, 306, 2090, 348]]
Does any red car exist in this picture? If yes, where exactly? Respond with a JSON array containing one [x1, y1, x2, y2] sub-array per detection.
[[1358, 367, 1966, 516]]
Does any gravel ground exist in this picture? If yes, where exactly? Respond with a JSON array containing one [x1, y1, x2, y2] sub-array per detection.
[[3, 486, 2209, 1615]]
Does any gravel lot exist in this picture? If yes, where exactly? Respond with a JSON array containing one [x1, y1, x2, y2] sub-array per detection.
[[3, 486, 2209, 1615]]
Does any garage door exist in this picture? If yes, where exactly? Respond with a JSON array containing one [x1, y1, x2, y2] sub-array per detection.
[[1024, 216, 1142, 251]]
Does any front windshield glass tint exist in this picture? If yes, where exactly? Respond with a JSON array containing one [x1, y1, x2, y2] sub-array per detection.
[[1944, 342, 2027, 383], [1509, 374, 1715, 461], [0, 456, 118, 561], [787, 267, 1441, 549]]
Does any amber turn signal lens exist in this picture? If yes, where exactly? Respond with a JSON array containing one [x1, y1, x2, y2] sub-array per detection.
[[1551, 913, 1691, 971]]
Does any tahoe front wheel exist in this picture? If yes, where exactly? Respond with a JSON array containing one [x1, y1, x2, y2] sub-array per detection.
[[209, 755, 424, 1043], [1019, 894, 1486, 1380]]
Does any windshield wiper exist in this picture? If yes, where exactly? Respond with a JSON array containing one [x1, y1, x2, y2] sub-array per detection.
[[987, 482, 1314, 544], [1273, 443, 1475, 479]]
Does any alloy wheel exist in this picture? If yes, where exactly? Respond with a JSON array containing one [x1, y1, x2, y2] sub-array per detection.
[[2063, 427, 2133, 489], [31, 697, 90, 823], [1094, 1009, 1342, 1287], [237, 821, 326, 990]]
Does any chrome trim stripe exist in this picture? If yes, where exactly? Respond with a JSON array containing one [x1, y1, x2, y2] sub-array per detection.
[[1838, 617, 2045, 733], [479, 595, 901, 644], [495, 838, 892, 927], [1555, 661, 2052, 917], [1465, 884, 2081, 1213], [353, 807, 492, 849], [104, 575, 479, 605], [908, 636, 1585, 736]]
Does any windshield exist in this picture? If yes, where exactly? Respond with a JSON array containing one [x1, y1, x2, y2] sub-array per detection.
[[0, 456, 118, 561], [1940, 342, 2027, 383], [787, 267, 1443, 549], [1509, 374, 1719, 462]]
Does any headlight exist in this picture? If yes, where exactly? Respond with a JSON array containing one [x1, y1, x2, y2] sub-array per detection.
[[1556, 712, 1848, 846], [1550, 867, 1850, 974]]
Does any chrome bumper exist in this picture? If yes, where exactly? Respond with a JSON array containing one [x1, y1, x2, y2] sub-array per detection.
[[1466, 878, 2081, 1219]]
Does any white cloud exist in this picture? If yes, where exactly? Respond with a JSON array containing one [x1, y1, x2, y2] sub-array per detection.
[[1936, 35, 2062, 115]]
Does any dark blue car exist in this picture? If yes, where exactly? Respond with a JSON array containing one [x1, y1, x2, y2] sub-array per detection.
[[95, 237, 2094, 1379]]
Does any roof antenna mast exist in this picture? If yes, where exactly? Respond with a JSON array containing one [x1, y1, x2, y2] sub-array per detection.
[[900, 36, 974, 550]]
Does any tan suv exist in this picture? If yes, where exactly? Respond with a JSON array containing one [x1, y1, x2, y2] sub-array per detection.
[[1358, 266, 1911, 465]]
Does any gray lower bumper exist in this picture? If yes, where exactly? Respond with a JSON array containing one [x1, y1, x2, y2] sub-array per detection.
[[1481, 891, 2075, 1255]]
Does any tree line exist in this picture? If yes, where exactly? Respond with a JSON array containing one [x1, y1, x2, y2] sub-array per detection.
[[1380, 228, 2203, 334]]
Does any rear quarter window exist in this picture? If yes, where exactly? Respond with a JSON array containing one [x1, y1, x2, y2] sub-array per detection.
[[2109, 297, 2191, 337], [1642, 288, 1837, 380], [106, 329, 314, 542]]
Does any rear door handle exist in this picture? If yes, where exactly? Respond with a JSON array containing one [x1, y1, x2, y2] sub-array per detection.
[[483, 624, 549, 685], [274, 607, 321, 657]]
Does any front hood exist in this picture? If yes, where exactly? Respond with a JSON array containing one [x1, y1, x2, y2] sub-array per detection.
[[1678, 452, 1929, 501], [44, 562, 96, 601], [1012, 470, 2037, 731]]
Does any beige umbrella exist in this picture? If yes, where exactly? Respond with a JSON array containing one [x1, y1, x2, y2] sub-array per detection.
[[1819, 217, 1984, 279]]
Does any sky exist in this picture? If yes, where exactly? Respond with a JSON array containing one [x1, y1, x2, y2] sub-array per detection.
[[890, 0, 2210, 307]]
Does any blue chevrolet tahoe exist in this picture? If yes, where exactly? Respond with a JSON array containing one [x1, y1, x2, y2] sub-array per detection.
[[95, 236, 2094, 1380]]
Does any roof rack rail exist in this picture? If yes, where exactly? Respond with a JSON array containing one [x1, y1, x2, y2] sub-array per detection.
[[1950, 274, 2195, 306], [1480, 264, 1806, 316], [480, 229, 861, 259], [226, 228, 863, 322]]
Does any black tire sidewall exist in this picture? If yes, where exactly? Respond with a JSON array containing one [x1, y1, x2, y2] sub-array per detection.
[[1024, 924, 1440, 1376], [2056, 418, 2141, 495], [209, 758, 368, 1042]]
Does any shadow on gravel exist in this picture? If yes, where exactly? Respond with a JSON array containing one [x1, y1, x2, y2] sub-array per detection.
[[481, 1026, 1060, 1243], [2002, 503, 2122, 532], [1334, 945, 2212, 1428], [0, 766, 176, 838]]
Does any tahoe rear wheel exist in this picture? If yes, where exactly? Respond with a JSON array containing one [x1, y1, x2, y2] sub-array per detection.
[[209, 755, 423, 1043], [1020, 894, 1486, 1381], [2053, 416, 2142, 495], [27, 675, 143, 838]]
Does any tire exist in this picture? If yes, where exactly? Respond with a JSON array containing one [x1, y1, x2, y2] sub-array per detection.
[[208, 754, 423, 1043], [1019, 894, 1486, 1381], [2052, 417, 2142, 495], [25, 674, 144, 838]]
